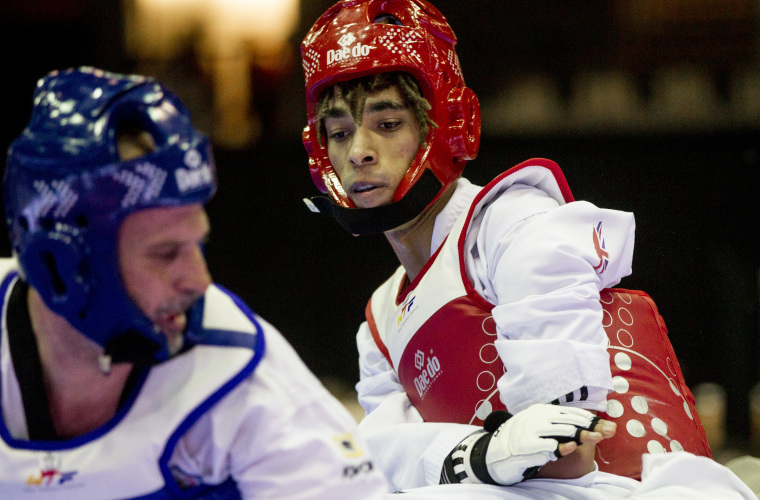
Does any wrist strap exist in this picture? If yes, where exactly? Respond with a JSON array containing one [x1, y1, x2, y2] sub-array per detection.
[[440, 431, 498, 485], [467, 432, 501, 485]]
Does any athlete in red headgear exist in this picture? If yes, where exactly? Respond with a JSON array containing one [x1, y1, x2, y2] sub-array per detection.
[[302, 0, 479, 234], [301, 1, 754, 498]]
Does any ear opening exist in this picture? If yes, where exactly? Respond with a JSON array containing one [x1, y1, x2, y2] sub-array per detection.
[[115, 119, 158, 161], [21, 230, 91, 321], [374, 13, 403, 25], [40, 250, 67, 296]]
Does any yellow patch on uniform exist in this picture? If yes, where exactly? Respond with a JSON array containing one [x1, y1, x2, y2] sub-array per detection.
[[332, 433, 365, 458]]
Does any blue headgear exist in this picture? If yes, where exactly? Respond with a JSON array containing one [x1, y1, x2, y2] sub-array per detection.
[[3, 67, 217, 363]]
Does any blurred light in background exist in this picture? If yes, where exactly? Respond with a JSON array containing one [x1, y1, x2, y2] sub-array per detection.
[[124, 0, 299, 148]]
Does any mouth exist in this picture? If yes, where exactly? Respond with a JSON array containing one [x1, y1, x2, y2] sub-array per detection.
[[154, 294, 199, 334], [348, 180, 394, 208], [155, 311, 187, 355], [351, 181, 380, 194], [156, 310, 187, 336]]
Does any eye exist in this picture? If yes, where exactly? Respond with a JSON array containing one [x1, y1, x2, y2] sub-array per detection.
[[149, 246, 180, 262], [378, 120, 401, 131], [328, 129, 352, 142]]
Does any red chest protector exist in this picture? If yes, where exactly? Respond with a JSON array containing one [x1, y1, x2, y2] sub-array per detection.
[[367, 285, 710, 480], [364, 162, 711, 480]]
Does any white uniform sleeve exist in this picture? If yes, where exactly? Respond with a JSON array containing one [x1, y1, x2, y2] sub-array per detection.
[[172, 319, 391, 499], [471, 185, 635, 413], [355, 321, 481, 489]]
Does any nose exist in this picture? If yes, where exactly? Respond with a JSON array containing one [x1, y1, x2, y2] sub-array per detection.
[[175, 245, 212, 296], [348, 127, 377, 168]]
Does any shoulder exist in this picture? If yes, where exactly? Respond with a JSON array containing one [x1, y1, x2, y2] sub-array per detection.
[[467, 178, 561, 250], [205, 307, 351, 424], [197, 286, 334, 409], [172, 312, 375, 495], [470, 158, 631, 240], [460, 160, 570, 239], [483, 182, 559, 222], [184, 297, 357, 445]]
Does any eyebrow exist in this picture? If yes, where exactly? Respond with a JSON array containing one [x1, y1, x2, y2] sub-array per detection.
[[365, 99, 408, 113], [324, 105, 349, 119], [324, 99, 408, 120], [145, 229, 210, 251]]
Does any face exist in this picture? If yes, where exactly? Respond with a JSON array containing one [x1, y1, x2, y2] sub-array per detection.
[[118, 204, 211, 354], [324, 86, 421, 208]]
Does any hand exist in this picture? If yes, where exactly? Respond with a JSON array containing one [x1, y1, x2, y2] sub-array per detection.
[[555, 412, 616, 459], [440, 404, 616, 486], [537, 412, 616, 480], [485, 405, 615, 485]]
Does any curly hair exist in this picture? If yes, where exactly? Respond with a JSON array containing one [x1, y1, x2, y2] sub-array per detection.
[[316, 72, 436, 146]]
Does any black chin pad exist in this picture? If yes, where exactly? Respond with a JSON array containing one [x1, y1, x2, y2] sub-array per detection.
[[306, 169, 442, 235]]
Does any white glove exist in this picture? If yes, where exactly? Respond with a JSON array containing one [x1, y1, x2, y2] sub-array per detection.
[[440, 404, 600, 486]]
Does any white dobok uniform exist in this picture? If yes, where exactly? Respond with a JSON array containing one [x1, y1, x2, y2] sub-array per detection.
[[0, 259, 389, 499], [354, 160, 755, 498]]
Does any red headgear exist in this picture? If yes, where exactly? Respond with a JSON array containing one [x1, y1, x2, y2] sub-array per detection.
[[301, 0, 481, 234]]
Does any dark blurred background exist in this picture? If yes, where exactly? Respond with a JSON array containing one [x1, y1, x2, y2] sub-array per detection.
[[1, 0, 758, 452]]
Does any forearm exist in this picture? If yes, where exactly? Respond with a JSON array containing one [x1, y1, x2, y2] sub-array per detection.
[[439, 406, 611, 487], [536, 441, 596, 480], [536, 408, 600, 480]]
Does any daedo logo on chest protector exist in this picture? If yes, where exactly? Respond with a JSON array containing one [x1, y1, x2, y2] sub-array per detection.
[[175, 149, 213, 193], [412, 349, 441, 400], [327, 33, 372, 65]]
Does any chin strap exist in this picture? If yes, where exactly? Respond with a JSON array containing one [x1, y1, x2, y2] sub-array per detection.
[[303, 170, 442, 235]]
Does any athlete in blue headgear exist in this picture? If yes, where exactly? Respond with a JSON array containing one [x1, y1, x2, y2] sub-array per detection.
[[0, 67, 392, 498]]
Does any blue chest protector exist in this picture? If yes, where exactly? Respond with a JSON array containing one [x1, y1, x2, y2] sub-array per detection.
[[0, 270, 265, 499]]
